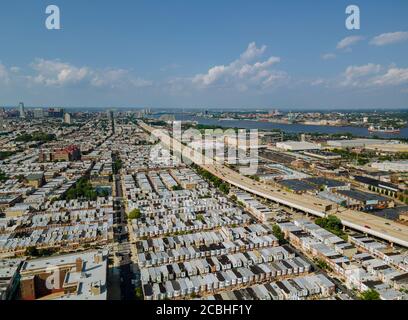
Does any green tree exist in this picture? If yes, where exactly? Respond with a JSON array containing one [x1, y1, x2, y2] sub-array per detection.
[[358, 158, 370, 166], [128, 208, 142, 220], [135, 286, 144, 300], [315, 215, 346, 239], [63, 177, 98, 201], [0, 151, 15, 160], [113, 159, 122, 174], [37, 248, 56, 257], [219, 183, 230, 194], [360, 289, 380, 300], [25, 246, 39, 257], [15, 132, 55, 143], [0, 170, 8, 182], [272, 224, 285, 243], [315, 258, 332, 271]]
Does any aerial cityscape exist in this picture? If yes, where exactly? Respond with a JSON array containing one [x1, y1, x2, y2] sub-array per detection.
[[1, 0, 408, 307]]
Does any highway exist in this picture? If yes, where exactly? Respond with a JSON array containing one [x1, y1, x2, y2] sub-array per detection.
[[140, 121, 408, 248]]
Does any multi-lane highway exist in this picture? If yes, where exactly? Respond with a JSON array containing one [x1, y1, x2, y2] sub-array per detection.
[[140, 121, 408, 248]]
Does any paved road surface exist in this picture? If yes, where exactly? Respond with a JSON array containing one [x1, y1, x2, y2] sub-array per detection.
[[112, 152, 135, 300]]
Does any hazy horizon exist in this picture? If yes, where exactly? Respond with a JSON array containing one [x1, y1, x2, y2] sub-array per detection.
[[1, 1, 407, 109], [2, 105, 408, 112]]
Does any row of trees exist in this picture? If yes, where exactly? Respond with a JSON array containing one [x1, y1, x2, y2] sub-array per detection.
[[378, 152, 408, 162], [113, 159, 123, 174], [25, 246, 57, 257], [15, 132, 56, 143], [193, 165, 230, 194], [315, 215, 347, 240], [331, 148, 371, 165], [360, 289, 380, 300]]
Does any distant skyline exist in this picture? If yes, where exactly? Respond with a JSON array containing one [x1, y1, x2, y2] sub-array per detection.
[[4, 105, 408, 113], [1, 0, 408, 109]]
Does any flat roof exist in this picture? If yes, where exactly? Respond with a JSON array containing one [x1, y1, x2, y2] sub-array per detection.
[[337, 189, 389, 202], [305, 177, 346, 188], [354, 175, 399, 191], [21, 250, 107, 300], [280, 179, 317, 192]]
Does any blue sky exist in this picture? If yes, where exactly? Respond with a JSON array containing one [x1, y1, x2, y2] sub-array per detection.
[[0, 0, 408, 109]]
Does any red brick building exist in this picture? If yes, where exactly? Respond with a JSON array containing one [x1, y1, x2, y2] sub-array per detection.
[[39, 145, 81, 162]]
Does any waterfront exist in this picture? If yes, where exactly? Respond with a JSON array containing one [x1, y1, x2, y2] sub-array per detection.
[[170, 114, 408, 139]]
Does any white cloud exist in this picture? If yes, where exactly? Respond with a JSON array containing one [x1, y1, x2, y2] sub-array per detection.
[[321, 53, 336, 60], [370, 67, 408, 86], [370, 31, 408, 46], [239, 42, 267, 61], [336, 36, 364, 50], [193, 65, 226, 87], [27, 58, 152, 89], [350, 64, 382, 76], [310, 78, 326, 86], [310, 62, 408, 89], [191, 42, 286, 90], [0, 63, 9, 83], [261, 71, 288, 88], [336, 63, 408, 88], [90, 69, 128, 87], [342, 63, 382, 86], [30, 59, 90, 86]]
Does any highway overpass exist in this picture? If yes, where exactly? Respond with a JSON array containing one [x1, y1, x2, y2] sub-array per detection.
[[140, 122, 408, 248]]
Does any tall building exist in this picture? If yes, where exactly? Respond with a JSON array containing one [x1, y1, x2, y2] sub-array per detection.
[[106, 110, 114, 121], [19, 102, 25, 119], [0, 108, 7, 131], [33, 108, 45, 118], [107, 110, 115, 133], [262, 131, 283, 144], [47, 108, 64, 118], [64, 112, 71, 124]]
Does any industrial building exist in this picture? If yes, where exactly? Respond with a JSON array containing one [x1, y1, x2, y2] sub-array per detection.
[[276, 141, 321, 151], [371, 161, 408, 172]]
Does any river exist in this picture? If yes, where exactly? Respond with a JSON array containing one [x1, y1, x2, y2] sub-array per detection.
[[166, 114, 408, 139]]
